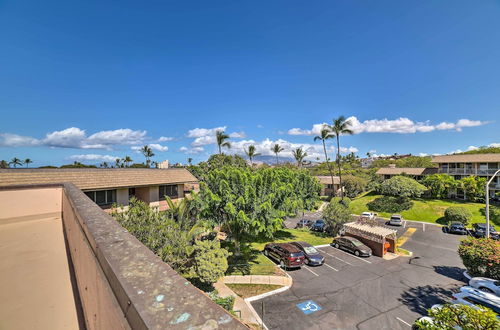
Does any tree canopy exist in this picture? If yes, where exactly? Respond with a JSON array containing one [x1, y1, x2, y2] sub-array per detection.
[[423, 174, 458, 199], [414, 303, 500, 329], [377, 175, 427, 198]]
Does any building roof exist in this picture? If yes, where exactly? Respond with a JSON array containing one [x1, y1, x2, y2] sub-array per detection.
[[431, 153, 500, 163], [344, 221, 397, 238], [316, 175, 340, 185], [0, 168, 198, 190], [375, 167, 438, 176]]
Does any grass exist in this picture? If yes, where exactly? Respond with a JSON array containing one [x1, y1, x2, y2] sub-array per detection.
[[349, 192, 499, 229], [225, 228, 333, 276], [226, 284, 283, 298]]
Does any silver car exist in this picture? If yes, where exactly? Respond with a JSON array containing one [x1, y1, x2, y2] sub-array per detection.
[[469, 277, 500, 296], [388, 214, 403, 226]]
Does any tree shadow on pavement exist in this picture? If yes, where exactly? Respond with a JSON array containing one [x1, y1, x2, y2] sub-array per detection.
[[433, 265, 467, 283], [399, 285, 458, 314]]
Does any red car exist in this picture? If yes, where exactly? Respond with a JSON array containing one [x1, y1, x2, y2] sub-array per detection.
[[263, 243, 306, 269]]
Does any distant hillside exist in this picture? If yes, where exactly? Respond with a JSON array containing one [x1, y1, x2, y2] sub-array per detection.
[[253, 155, 295, 165], [458, 146, 500, 154]]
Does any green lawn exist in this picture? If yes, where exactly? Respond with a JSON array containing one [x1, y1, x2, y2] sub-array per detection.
[[349, 192, 499, 229], [226, 284, 283, 298], [226, 228, 333, 276]]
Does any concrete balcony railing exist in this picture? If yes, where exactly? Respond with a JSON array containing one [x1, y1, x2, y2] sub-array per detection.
[[0, 183, 246, 330], [438, 168, 500, 175]]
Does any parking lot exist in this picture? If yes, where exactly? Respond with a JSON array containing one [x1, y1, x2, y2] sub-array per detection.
[[252, 219, 467, 329]]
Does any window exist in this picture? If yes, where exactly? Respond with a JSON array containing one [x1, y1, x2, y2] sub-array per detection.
[[159, 185, 178, 199], [84, 190, 116, 206]]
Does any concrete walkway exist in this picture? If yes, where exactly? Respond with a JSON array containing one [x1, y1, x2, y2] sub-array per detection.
[[214, 280, 262, 325], [223, 275, 292, 286]]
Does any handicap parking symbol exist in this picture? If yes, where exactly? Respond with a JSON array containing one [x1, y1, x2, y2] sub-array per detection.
[[296, 300, 322, 315]]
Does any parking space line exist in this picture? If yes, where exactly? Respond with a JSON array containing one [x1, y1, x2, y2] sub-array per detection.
[[328, 247, 372, 264], [323, 263, 338, 271], [403, 220, 406, 228], [303, 266, 319, 276], [318, 250, 354, 266], [396, 317, 411, 327], [423, 223, 425, 232]]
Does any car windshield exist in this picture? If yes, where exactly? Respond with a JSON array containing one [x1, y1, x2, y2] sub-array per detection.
[[362, 212, 370, 216], [350, 239, 364, 247], [304, 247, 318, 254], [315, 220, 324, 224], [391, 217, 401, 221]]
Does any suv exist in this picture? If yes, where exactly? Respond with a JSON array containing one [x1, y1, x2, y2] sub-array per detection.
[[446, 222, 468, 235], [295, 219, 313, 229], [263, 243, 305, 269], [331, 236, 372, 257], [388, 214, 403, 226], [310, 219, 326, 232], [361, 212, 376, 220], [453, 286, 500, 318], [471, 223, 499, 240]]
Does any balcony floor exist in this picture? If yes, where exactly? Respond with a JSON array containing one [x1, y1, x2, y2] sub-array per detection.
[[0, 215, 81, 329]]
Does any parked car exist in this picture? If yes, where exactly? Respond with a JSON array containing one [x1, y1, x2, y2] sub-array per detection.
[[331, 236, 372, 257], [446, 221, 468, 235], [290, 241, 324, 266], [469, 277, 500, 296], [388, 214, 403, 226], [361, 212, 376, 220], [263, 243, 305, 269], [471, 223, 499, 240], [295, 219, 313, 229], [310, 219, 326, 232], [453, 286, 500, 318]]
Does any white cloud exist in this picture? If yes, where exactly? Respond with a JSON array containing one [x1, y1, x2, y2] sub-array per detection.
[[157, 136, 174, 142], [489, 143, 500, 148], [70, 154, 119, 162], [43, 127, 88, 148], [0, 133, 40, 147], [419, 153, 429, 157], [257, 124, 264, 128], [87, 128, 146, 146], [229, 131, 246, 138], [288, 117, 489, 135], [149, 144, 168, 152], [180, 146, 204, 154], [187, 126, 227, 138], [187, 126, 246, 147]]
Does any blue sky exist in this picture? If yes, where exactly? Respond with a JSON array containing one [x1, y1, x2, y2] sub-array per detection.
[[1, 1, 499, 166]]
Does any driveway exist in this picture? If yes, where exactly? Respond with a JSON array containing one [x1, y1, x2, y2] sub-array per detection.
[[252, 219, 467, 329]]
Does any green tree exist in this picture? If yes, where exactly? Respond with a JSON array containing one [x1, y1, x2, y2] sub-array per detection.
[[24, 158, 33, 168], [444, 206, 472, 225], [193, 239, 230, 285], [122, 155, 133, 167], [244, 145, 260, 166], [460, 176, 486, 202], [140, 145, 155, 167], [422, 174, 457, 199], [100, 162, 109, 168], [115, 158, 121, 168], [458, 237, 500, 280], [329, 116, 354, 200], [342, 175, 368, 198], [414, 303, 500, 329], [10, 157, 22, 168], [0, 160, 8, 169], [322, 198, 352, 235], [215, 130, 231, 155], [271, 143, 284, 165], [378, 175, 427, 198], [292, 147, 308, 167], [187, 157, 193, 166], [314, 126, 336, 195]]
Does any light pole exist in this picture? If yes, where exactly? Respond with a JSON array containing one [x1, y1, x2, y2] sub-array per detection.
[[485, 169, 500, 238]]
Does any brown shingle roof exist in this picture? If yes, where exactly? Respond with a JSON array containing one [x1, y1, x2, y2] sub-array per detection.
[[432, 153, 500, 163], [316, 176, 340, 185], [375, 167, 438, 176], [0, 168, 198, 190]]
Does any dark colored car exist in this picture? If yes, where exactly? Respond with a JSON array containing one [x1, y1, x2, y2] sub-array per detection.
[[295, 219, 313, 229], [331, 236, 372, 257], [471, 223, 499, 240], [263, 243, 306, 269], [447, 222, 468, 235], [290, 241, 325, 266], [310, 219, 326, 232]]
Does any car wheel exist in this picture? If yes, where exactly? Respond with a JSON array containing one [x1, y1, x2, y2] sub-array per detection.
[[354, 250, 360, 257], [280, 260, 286, 270], [305, 259, 309, 265], [479, 287, 494, 294], [334, 243, 340, 249]]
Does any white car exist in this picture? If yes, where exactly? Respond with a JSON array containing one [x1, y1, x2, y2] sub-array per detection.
[[388, 214, 403, 226], [453, 286, 500, 318], [360, 212, 376, 220], [469, 277, 500, 296]]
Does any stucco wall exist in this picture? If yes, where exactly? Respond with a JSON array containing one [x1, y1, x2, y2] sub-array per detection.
[[0, 187, 61, 222], [116, 188, 129, 206]]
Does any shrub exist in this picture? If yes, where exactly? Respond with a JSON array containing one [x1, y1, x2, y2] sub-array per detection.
[[414, 303, 500, 329], [322, 200, 352, 236], [377, 176, 427, 198], [458, 237, 500, 280], [343, 175, 368, 198], [367, 196, 413, 213], [208, 291, 235, 312], [193, 239, 230, 285], [444, 206, 472, 225]]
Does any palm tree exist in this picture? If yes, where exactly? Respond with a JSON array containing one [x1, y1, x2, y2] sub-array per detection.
[[292, 147, 308, 167], [100, 162, 109, 168], [140, 145, 155, 167], [10, 157, 22, 168], [271, 144, 284, 165], [122, 156, 132, 167], [115, 158, 121, 168], [329, 116, 354, 200], [187, 157, 193, 166], [244, 145, 260, 166], [314, 126, 336, 196], [24, 158, 33, 168], [215, 130, 231, 154]]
